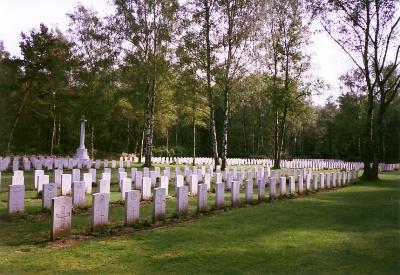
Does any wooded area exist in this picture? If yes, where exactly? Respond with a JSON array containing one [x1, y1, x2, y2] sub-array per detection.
[[0, 0, 399, 178]]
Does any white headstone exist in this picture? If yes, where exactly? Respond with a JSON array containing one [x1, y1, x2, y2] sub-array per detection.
[[125, 190, 141, 225], [99, 179, 110, 194], [51, 196, 72, 240], [61, 174, 72, 195], [142, 177, 152, 200], [176, 186, 188, 214], [160, 176, 169, 196], [245, 179, 253, 204], [83, 173, 93, 194], [197, 183, 208, 211], [231, 181, 240, 207], [120, 177, 132, 200], [215, 182, 225, 209], [92, 193, 109, 231], [37, 175, 49, 192], [280, 177, 286, 196], [42, 183, 57, 210], [8, 184, 25, 214], [257, 179, 265, 201], [152, 187, 166, 223], [72, 181, 85, 207]]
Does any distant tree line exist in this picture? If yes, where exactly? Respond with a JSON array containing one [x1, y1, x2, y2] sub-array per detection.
[[0, 0, 398, 178]]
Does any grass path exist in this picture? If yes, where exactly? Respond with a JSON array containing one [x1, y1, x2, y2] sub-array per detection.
[[0, 171, 399, 274]]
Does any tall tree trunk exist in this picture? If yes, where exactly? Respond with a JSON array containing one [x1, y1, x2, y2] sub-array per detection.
[[91, 126, 95, 159], [221, 86, 229, 171], [192, 119, 196, 166], [50, 111, 56, 156], [273, 109, 279, 168], [57, 113, 61, 149], [204, 0, 219, 170], [362, 91, 375, 179], [139, 126, 145, 163], [144, 91, 155, 167]]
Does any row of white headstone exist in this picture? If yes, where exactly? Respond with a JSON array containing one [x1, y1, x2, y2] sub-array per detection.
[[5, 165, 360, 240], [1, 155, 375, 172]]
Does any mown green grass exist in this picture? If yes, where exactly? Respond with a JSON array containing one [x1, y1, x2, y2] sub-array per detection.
[[0, 169, 399, 274]]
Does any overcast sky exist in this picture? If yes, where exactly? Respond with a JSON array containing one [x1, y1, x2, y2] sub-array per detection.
[[0, 0, 354, 106]]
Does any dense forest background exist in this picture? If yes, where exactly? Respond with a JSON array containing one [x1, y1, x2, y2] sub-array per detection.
[[0, 0, 399, 165]]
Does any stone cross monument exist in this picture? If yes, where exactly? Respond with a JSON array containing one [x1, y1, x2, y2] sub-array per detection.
[[75, 116, 90, 160]]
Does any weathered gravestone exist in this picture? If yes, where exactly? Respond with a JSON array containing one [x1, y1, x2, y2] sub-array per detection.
[[312, 174, 318, 190], [215, 182, 225, 209], [297, 175, 304, 194], [54, 169, 63, 188], [8, 185, 25, 214], [61, 174, 72, 195], [204, 173, 211, 190], [231, 181, 240, 207], [305, 174, 311, 191], [92, 193, 109, 231], [190, 174, 198, 195], [257, 178, 265, 201], [37, 175, 49, 193], [42, 183, 57, 210], [12, 175, 24, 186], [135, 171, 143, 189], [51, 196, 72, 240], [142, 177, 152, 200], [83, 173, 93, 194], [326, 173, 331, 189], [160, 176, 169, 195], [120, 178, 132, 200], [72, 181, 85, 207], [89, 168, 97, 183], [245, 179, 253, 204], [269, 177, 276, 201], [280, 177, 286, 196], [176, 185, 188, 215], [197, 183, 208, 212], [152, 187, 166, 223], [99, 179, 110, 193], [289, 176, 295, 194], [72, 169, 80, 182], [320, 173, 325, 189], [125, 190, 141, 225]]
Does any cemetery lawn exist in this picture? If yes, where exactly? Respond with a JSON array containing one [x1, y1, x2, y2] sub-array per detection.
[[0, 171, 399, 274]]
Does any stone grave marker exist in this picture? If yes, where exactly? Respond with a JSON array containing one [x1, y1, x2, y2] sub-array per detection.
[[152, 187, 166, 223], [37, 175, 49, 193], [142, 177, 152, 200], [197, 183, 208, 212], [99, 179, 110, 194], [92, 193, 109, 231], [8, 184, 25, 214], [72, 181, 85, 207], [125, 190, 141, 225], [61, 174, 72, 195], [42, 183, 57, 210], [231, 181, 240, 207], [72, 169, 80, 182], [215, 182, 225, 209], [83, 173, 93, 194], [297, 175, 304, 194], [280, 177, 286, 196], [245, 179, 253, 204], [176, 186, 188, 215], [120, 178, 132, 201], [51, 196, 72, 240], [257, 179, 265, 201], [160, 176, 169, 195], [269, 177, 276, 201]]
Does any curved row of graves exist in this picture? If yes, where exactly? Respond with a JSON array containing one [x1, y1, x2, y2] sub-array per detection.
[[0, 164, 375, 241]]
